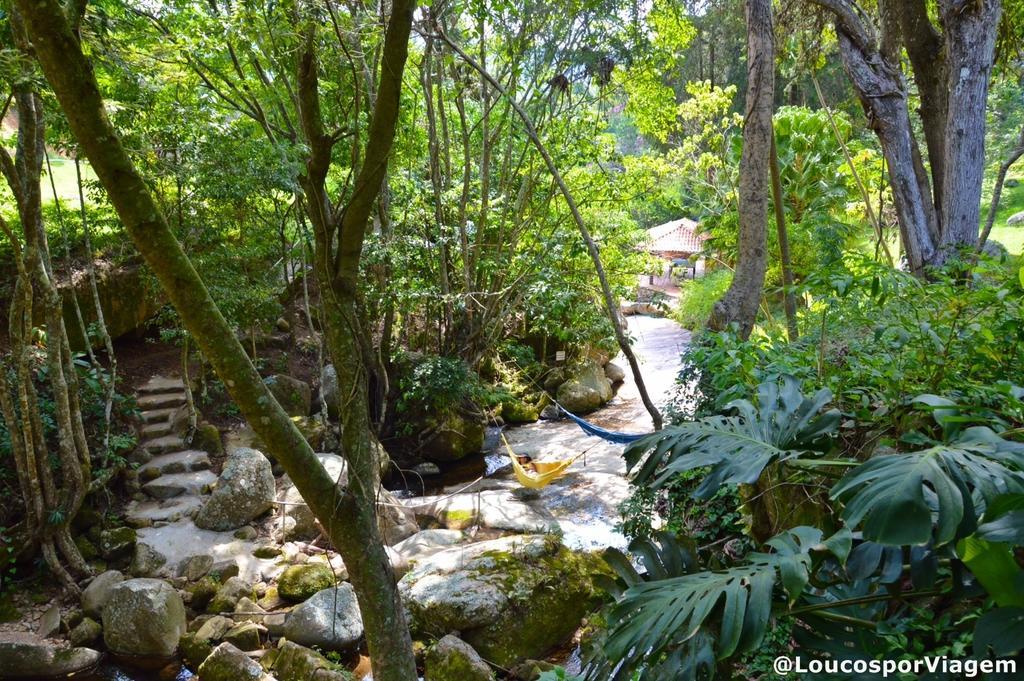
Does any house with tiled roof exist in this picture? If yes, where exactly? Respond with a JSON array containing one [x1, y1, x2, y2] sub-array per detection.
[[640, 218, 709, 289]]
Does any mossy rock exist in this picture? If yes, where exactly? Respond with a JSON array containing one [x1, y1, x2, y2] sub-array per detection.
[[277, 563, 335, 602], [270, 640, 352, 681], [74, 535, 98, 561], [98, 526, 137, 560], [179, 632, 214, 669], [499, 398, 539, 424], [186, 576, 219, 611], [193, 422, 223, 456], [422, 409, 485, 462], [263, 374, 311, 418]]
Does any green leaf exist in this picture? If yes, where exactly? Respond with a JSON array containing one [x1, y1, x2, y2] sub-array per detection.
[[974, 607, 1024, 657], [957, 536, 1024, 607]]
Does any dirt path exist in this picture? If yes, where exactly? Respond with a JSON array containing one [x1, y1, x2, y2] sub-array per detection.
[[439, 315, 691, 551]]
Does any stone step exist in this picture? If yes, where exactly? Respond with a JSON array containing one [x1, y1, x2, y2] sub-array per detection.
[[137, 392, 186, 410], [142, 470, 218, 500], [141, 420, 173, 439], [126, 496, 203, 524], [138, 376, 187, 395], [140, 450, 212, 478], [140, 407, 177, 424], [140, 434, 187, 455]]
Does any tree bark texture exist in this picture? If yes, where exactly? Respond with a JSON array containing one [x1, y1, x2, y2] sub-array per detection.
[[707, 0, 774, 339]]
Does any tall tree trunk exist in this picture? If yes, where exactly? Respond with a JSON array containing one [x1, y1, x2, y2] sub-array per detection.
[[707, 0, 774, 339], [16, 0, 419, 677], [770, 134, 799, 341], [938, 0, 1002, 252], [979, 123, 1024, 249]]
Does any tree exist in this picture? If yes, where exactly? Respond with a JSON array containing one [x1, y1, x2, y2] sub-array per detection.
[[807, 0, 1003, 273], [13, 0, 419, 678], [707, 0, 774, 338]]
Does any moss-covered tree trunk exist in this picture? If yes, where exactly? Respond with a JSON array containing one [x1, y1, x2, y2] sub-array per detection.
[[16, 0, 418, 677]]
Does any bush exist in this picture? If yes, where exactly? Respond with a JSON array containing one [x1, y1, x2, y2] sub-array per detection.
[[671, 268, 732, 331]]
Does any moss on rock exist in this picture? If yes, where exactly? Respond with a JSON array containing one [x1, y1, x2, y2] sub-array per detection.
[[277, 563, 335, 602]]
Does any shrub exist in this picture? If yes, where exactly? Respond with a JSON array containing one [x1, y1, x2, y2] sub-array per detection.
[[671, 268, 732, 331]]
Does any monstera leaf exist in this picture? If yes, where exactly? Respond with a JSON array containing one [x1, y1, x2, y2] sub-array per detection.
[[831, 427, 1024, 546], [589, 527, 849, 681], [625, 375, 840, 496]]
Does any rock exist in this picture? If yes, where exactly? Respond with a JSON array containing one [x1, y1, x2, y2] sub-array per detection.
[[425, 635, 495, 681], [178, 554, 214, 582], [604, 361, 625, 383], [74, 535, 98, 561], [0, 636, 101, 679], [291, 416, 326, 451], [276, 317, 291, 332], [392, 529, 464, 568], [57, 263, 162, 352], [981, 239, 1009, 259], [179, 632, 214, 670], [81, 570, 125, 618], [282, 584, 363, 652], [195, 615, 234, 642], [195, 448, 275, 531], [539, 404, 561, 420], [234, 597, 267, 624], [409, 490, 559, 534], [422, 409, 485, 462], [102, 578, 186, 657], [193, 422, 224, 456], [233, 526, 258, 541], [223, 622, 263, 651], [198, 642, 273, 681], [1007, 209, 1024, 225], [98, 526, 137, 560], [412, 461, 441, 476], [185, 576, 219, 610], [69, 617, 102, 647], [320, 364, 339, 419], [500, 398, 540, 424], [129, 542, 167, 577], [542, 368, 567, 392], [36, 603, 60, 638], [264, 374, 311, 417], [278, 453, 415, 545], [556, 362, 613, 414], [210, 560, 240, 581], [399, 535, 607, 667], [278, 563, 336, 602], [252, 544, 281, 559], [1007, 178, 1021, 188], [272, 640, 350, 681], [207, 576, 254, 614]]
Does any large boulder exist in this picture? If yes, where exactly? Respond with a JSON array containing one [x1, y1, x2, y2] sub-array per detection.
[[282, 584, 363, 652], [198, 642, 274, 681], [81, 569, 125, 618], [54, 264, 162, 352], [425, 635, 495, 681], [399, 535, 607, 668], [264, 374, 311, 417], [278, 453, 415, 545], [277, 564, 336, 602], [604, 361, 625, 384], [500, 398, 540, 424], [556, 362, 613, 414], [195, 448, 274, 531], [0, 635, 101, 679], [408, 490, 559, 534], [270, 640, 350, 681], [102, 579, 186, 657], [421, 409, 485, 463]]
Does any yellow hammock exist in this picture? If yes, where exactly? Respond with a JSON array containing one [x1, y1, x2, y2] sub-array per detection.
[[501, 433, 586, 490]]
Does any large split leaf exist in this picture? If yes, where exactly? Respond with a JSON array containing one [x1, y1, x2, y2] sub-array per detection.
[[831, 427, 1024, 546], [625, 375, 840, 496]]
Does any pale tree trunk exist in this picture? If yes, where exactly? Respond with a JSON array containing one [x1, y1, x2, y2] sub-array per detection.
[[707, 0, 774, 340], [17, 0, 419, 676], [938, 0, 1002, 252], [770, 134, 799, 341], [979, 123, 1024, 249]]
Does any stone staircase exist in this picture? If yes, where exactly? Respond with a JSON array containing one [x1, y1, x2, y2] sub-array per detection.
[[126, 376, 217, 526]]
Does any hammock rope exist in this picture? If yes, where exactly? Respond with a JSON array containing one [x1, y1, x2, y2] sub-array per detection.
[[553, 401, 651, 444]]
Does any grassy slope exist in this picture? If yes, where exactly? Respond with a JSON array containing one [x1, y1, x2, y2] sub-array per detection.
[[983, 170, 1024, 255]]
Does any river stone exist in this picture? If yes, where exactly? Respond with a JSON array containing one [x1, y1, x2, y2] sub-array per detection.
[[81, 570, 125, 618], [179, 632, 214, 670], [207, 576, 254, 614], [604, 361, 626, 383], [198, 642, 272, 681], [278, 563, 336, 602], [422, 409, 485, 462], [0, 635, 101, 679], [223, 621, 263, 651], [194, 615, 234, 642], [1007, 209, 1024, 225], [98, 526, 137, 560], [500, 398, 539, 424], [393, 529, 464, 566], [69, 617, 102, 647], [178, 554, 214, 582], [320, 364, 339, 418], [36, 603, 60, 638], [264, 374, 311, 417], [272, 640, 350, 681], [102, 578, 186, 656], [556, 362, 613, 414], [195, 448, 274, 531], [129, 542, 167, 577], [282, 584, 363, 652], [425, 635, 495, 681], [409, 490, 560, 534], [399, 535, 608, 667]]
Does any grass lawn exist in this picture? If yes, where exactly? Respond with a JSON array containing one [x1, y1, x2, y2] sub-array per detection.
[[983, 170, 1024, 255], [41, 155, 100, 208]]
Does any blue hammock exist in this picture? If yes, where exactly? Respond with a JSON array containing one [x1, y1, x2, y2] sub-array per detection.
[[558, 404, 650, 444]]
